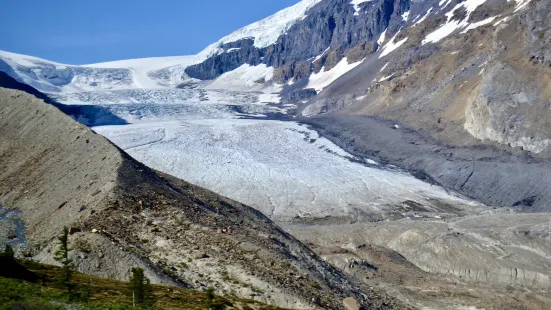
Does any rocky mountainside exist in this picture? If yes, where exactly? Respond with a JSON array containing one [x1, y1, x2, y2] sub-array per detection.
[[188, 0, 551, 212], [0, 75, 404, 309], [1, 0, 551, 309], [2, 0, 549, 212]]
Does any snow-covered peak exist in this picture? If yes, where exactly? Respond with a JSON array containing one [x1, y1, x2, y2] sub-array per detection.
[[350, 0, 372, 15], [83, 55, 199, 70], [0, 1, 324, 93], [199, 0, 322, 57], [0, 50, 204, 92], [0, 50, 65, 68]]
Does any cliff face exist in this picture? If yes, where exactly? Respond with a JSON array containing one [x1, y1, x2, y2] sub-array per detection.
[[297, 0, 551, 156], [185, 0, 411, 81], [0, 77, 404, 309]]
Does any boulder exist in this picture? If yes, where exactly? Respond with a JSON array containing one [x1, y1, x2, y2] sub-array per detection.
[[343, 297, 361, 310]]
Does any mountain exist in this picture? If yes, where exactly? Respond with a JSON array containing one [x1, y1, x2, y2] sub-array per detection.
[[3, 0, 551, 213], [1, 0, 551, 309], [0, 75, 403, 309]]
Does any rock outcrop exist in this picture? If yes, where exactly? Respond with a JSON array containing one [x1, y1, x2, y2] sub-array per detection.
[[185, 0, 410, 82]]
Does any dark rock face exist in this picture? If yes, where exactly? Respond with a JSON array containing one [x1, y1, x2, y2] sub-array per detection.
[[286, 88, 318, 103], [523, 0, 551, 68], [185, 0, 412, 81], [185, 39, 263, 80]]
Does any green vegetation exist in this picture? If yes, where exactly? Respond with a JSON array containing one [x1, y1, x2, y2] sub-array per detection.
[[2, 245, 15, 260], [0, 258, 287, 310], [129, 267, 154, 307], [205, 287, 226, 310], [54, 226, 77, 296], [309, 281, 321, 289], [539, 31, 545, 40]]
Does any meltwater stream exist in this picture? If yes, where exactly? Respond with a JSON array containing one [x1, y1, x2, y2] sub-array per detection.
[[0, 205, 28, 248]]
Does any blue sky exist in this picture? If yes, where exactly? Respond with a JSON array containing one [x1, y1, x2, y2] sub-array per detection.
[[0, 0, 300, 64]]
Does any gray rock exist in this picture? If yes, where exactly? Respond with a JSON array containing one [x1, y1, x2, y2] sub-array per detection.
[[185, 0, 413, 82]]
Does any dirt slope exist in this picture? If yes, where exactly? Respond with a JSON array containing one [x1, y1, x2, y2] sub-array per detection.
[[0, 82, 406, 309]]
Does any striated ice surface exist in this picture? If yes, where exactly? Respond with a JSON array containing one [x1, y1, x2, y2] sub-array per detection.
[[95, 117, 481, 222]]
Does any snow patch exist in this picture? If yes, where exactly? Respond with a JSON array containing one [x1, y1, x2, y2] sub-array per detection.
[[439, 0, 454, 8], [377, 29, 387, 46], [512, 0, 532, 12], [401, 11, 410, 22], [307, 57, 364, 92], [378, 74, 394, 82], [461, 16, 497, 33], [493, 16, 510, 26], [422, 20, 464, 44], [351, 0, 373, 15], [313, 47, 331, 63], [422, 0, 491, 45], [379, 62, 390, 73], [414, 8, 433, 25], [379, 32, 408, 58], [205, 63, 280, 93]]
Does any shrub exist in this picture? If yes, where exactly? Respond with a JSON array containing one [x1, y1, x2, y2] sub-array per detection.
[[2, 245, 15, 260]]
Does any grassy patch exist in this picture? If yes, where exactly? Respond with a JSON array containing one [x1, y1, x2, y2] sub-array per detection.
[[0, 260, 287, 310]]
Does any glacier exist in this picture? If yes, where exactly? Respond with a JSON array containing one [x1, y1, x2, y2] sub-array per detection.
[[94, 115, 482, 222], [0, 0, 489, 223]]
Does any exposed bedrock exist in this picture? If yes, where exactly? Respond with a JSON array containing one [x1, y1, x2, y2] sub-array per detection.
[[465, 61, 551, 154], [185, 0, 412, 81], [465, 1, 551, 154]]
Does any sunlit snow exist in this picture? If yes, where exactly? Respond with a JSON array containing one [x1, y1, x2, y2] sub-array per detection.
[[307, 57, 363, 92], [414, 8, 433, 25], [350, 0, 373, 15], [460, 16, 497, 33], [512, 0, 532, 12], [205, 64, 281, 94], [95, 117, 480, 221], [379, 32, 408, 58], [199, 0, 322, 54], [422, 0, 491, 45]]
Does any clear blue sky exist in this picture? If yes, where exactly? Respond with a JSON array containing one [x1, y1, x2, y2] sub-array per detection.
[[0, 0, 300, 64]]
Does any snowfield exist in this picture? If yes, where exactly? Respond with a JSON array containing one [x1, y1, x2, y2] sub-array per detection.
[[94, 117, 481, 222], [198, 0, 323, 55]]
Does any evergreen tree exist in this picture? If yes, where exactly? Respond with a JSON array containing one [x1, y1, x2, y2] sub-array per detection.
[[205, 287, 225, 310], [53, 226, 76, 295], [2, 244, 15, 260], [129, 267, 154, 307]]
